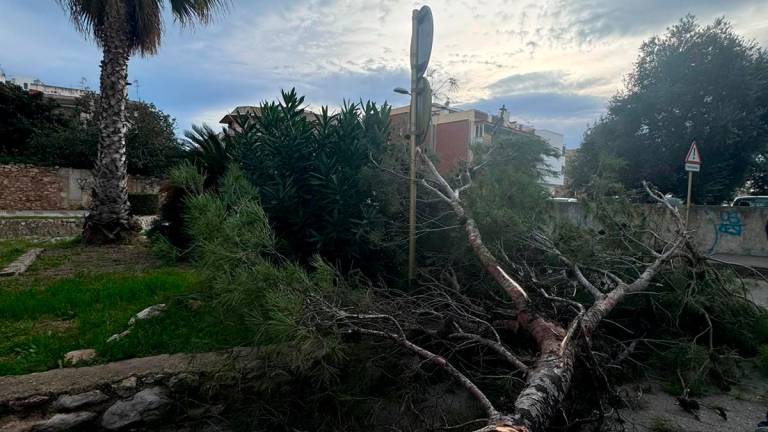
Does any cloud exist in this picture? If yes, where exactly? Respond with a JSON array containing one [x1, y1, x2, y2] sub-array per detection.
[[486, 71, 608, 96], [2, 0, 767, 148], [175, 67, 411, 133], [466, 92, 607, 148], [558, 0, 758, 41]]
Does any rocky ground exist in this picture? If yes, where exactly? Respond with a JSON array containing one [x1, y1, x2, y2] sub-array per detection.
[[0, 348, 269, 431]]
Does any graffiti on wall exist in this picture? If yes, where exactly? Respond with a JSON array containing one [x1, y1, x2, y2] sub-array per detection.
[[707, 210, 743, 255]]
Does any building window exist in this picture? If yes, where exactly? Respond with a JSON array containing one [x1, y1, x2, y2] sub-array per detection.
[[475, 124, 482, 138]]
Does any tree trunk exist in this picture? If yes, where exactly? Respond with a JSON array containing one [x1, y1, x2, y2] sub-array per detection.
[[452, 201, 574, 432], [451, 199, 680, 432], [83, 1, 134, 244]]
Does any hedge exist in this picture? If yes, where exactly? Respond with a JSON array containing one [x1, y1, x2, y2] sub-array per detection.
[[128, 193, 159, 216]]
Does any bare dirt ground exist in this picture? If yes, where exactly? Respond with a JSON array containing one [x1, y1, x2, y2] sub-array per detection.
[[616, 372, 768, 431], [30, 241, 162, 279], [747, 278, 768, 308], [612, 276, 768, 432]]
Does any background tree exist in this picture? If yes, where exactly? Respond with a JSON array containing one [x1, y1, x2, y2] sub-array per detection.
[[571, 16, 768, 203], [415, 129, 557, 279], [744, 148, 768, 195], [125, 99, 182, 176], [58, 0, 227, 243], [0, 82, 64, 160], [25, 93, 182, 176]]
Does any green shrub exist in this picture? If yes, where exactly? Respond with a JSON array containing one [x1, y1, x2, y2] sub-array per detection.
[[183, 165, 345, 373], [758, 345, 768, 376], [148, 232, 181, 265], [239, 89, 402, 272], [128, 193, 159, 215], [650, 343, 711, 395], [151, 162, 207, 252]]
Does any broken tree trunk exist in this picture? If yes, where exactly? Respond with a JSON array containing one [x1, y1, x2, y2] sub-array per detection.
[[417, 150, 687, 432]]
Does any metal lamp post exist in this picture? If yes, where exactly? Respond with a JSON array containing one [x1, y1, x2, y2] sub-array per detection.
[[405, 6, 433, 284]]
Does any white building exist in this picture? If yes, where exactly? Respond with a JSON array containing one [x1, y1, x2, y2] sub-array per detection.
[[534, 128, 565, 191], [390, 104, 565, 190], [1, 74, 90, 110]]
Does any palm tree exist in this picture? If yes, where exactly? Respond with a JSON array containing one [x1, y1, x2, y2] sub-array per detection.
[[58, 0, 227, 244], [183, 124, 231, 186]]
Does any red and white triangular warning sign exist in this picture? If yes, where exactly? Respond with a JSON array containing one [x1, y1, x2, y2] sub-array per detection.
[[685, 141, 701, 172]]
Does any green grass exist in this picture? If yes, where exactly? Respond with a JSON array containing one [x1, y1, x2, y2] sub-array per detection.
[[0, 269, 253, 376], [0, 238, 79, 268], [0, 239, 37, 268]]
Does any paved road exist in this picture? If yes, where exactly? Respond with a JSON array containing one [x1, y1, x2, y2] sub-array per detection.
[[709, 253, 768, 270]]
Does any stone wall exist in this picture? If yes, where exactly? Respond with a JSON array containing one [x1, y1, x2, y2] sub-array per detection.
[[0, 218, 82, 239], [0, 346, 477, 432], [0, 164, 162, 211], [552, 202, 768, 257], [0, 165, 64, 210], [0, 349, 267, 431], [0, 216, 157, 240]]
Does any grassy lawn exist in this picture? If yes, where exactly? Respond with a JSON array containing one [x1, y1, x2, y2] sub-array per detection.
[[0, 242, 253, 376], [0, 239, 38, 268], [0, 269, 253, 376], [0, 238, 78, 268]]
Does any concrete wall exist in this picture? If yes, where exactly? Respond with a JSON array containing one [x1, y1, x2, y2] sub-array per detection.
[[552, 202, 768, 257], [686, 205, 768, 256], [0, 164, 161, 210]]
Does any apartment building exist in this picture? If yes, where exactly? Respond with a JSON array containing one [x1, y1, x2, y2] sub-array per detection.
[[1, 73, 89, 111], [219, 105, 319, 133], [390, 104, 565, 190]]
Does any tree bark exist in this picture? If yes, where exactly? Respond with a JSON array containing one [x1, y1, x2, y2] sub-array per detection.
[[83, 1, 134, 244]]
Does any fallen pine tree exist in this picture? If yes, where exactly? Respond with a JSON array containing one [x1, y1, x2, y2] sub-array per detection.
[[176, 155, 765, 431], [303, 146, 763, 431]]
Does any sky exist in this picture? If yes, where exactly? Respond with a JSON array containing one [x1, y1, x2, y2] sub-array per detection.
[[1, 1, 767, 148]]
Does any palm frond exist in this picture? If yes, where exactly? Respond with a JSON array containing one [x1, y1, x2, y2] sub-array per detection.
[[56, 0, 106, 39], [57, 0, 229, 55], [168, 0, 229, 27]]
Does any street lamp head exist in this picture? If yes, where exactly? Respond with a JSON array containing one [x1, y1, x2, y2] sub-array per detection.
[[393, 87, 410, 95]]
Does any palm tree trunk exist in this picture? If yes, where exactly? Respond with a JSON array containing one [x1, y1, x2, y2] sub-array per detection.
[[83, 1, 134, 244]]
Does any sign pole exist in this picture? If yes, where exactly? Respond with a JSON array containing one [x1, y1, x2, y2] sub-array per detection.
[[407, 10, 418, 284], [406, 5, 433, 285], [685, 170, 693, 224], [683, 140, 701, 225]]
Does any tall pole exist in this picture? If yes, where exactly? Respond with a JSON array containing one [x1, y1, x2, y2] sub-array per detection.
[[685, 170, 693, 224], [408, 9, 418, 284]]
